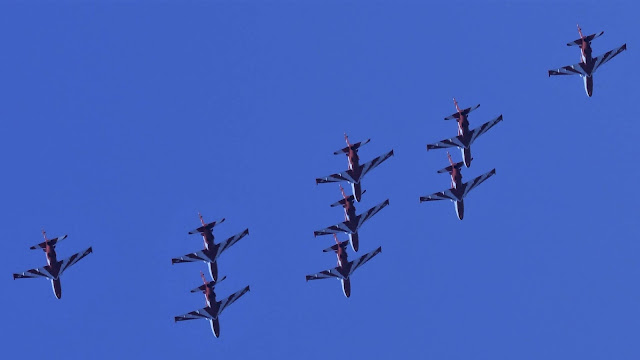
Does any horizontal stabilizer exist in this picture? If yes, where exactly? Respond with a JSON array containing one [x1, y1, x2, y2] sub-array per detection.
[[322, 240, 349, 253], [567, 31, 604, 46], [444, 104, 480, 120], [330, 190, 366, 207], [190, 276, 227, 293], [188, 218, 226, 235], [333, 139, 370, 155], [30, 235, 67, 250], [437, 160, 466, 174]]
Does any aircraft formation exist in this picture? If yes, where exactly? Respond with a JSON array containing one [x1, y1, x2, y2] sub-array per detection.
[[171, 213, 251, 338], [11, 24, 627, 339], [307, 133, 393, 297], [422, 98, 501, 220]]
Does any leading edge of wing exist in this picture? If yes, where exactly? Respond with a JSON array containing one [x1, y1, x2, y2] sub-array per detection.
[[315, 170, 356, 185], [548, 62, 588, 77], [419, 189, 458, 202], [305, 267, 345, 281]]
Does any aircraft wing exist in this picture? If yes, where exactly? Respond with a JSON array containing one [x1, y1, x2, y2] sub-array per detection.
[[467, 115, 503, 146], [313, 221, 353, 236], [212, 229, 249, 260], [548, 62, 589, 77], [355, 199, 390, 231], [427, 134, 467, 150], [462, 168, 496, 199], [592, 44, 627, 73], [174, 307, 215, 322], [57, 247, 93, 277], [171, 250, 214, 264], [316, 170, 356, 185], [358, 149, 394, 180], [419, 189, 458, 202], [13, 265, 55, 280], [348, 246, 382, 276], [305, 267, 346, 281], [217, 285, 250, 316]]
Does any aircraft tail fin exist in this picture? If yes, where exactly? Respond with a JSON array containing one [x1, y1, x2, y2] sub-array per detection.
[[444, 104, 480, 120], [188, 218, 226, 235], [330, 190, 366, 207], [436, 160, 466, 174], [29, 235, 68, 250], [322, 240, 349, 253], [190, 275, 226, 293], [567, 31, 604, 46], [333, 139, 371, 155]]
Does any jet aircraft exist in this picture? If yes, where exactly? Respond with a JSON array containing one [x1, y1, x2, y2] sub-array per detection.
[[171, 213, 248, 282], [13, 230, 93, 299], [419, 152, 496, 220], [313, 185, 389, 252], [548, 24, 627, 97], [306, 235, 382, 298], [427, 98, 503, 168], [174, 271, 250, 338], [316, 133, 394, 202]]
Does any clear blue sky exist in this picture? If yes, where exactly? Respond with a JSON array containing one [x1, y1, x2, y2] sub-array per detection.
[[1, 1, 639, 359]]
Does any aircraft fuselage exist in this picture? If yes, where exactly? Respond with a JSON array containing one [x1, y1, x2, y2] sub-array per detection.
[[202, 231, 215, 251], [450, 170, 465, 220], [579, 41, 595, 97], [347, 151, 364, 202], [457, 117, 473, 167], [44, 244, 63, 299], [203, 289, 222, 337], [199, 232, 221, 281], [336, 255, 352, 298]]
